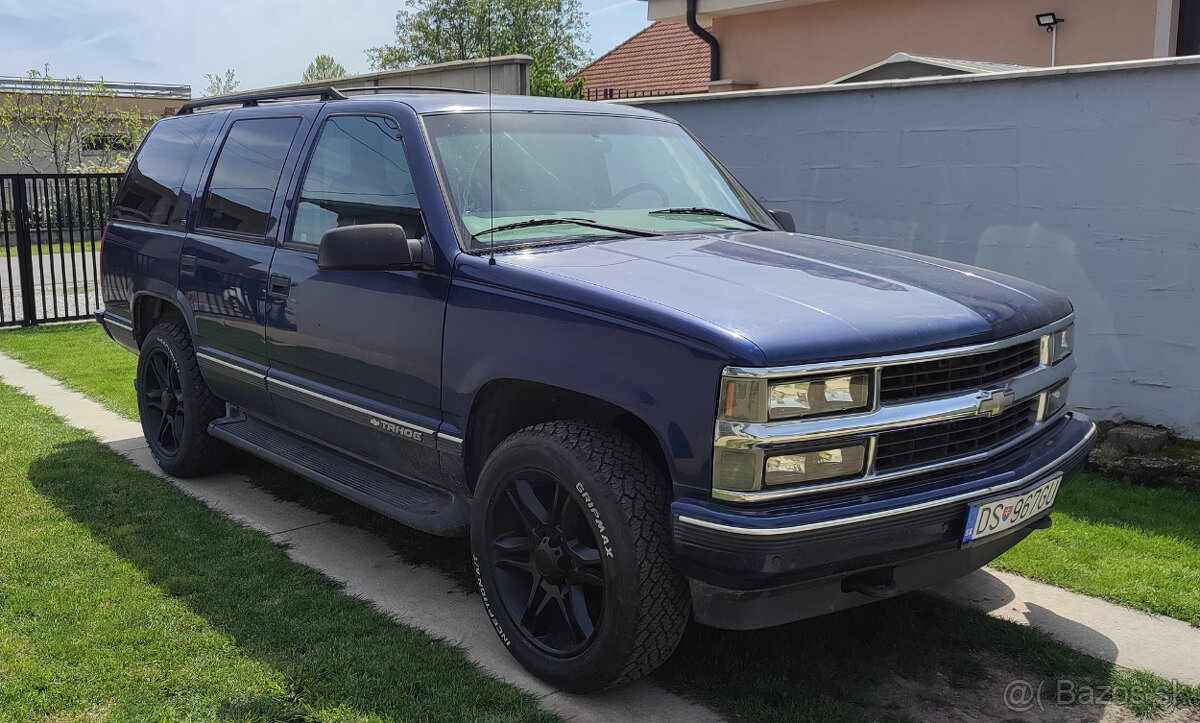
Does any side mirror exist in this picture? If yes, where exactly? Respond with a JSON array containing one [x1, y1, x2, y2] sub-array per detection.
[[769, 209, 795, 233], [317, 224, 423, 271]]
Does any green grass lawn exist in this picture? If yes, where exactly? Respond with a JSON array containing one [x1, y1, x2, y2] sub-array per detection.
[[0, 381, 555, 723], [0, 322, 138, 418], [3, 321, 1199, 721], [2, 240, 99, 257], [995, 472, 1200, 626]]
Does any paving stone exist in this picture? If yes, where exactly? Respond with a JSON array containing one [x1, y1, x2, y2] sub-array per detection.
[[1106, 424, 1170, 454]]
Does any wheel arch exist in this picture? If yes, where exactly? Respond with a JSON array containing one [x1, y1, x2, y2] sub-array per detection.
[[463, 379, 672, 494], [131, 290, 195, 347]]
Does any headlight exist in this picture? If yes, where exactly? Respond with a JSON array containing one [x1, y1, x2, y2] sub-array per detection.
[[764, 442, 868, 486], [1042, 379, 1070, 419], [721, 372, 872, 422], [1047, 324, 1074, 365], [768, 373, 871, 420]]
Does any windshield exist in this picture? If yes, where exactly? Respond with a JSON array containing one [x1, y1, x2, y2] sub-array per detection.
[[423, 111, 778, 250]]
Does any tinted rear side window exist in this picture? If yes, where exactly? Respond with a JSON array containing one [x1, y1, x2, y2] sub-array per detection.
[[199, 117, 301, 237], [112, 114, 214, 225]]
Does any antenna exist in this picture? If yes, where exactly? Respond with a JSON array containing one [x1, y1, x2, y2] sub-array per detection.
[[487, 0, 496, 265]]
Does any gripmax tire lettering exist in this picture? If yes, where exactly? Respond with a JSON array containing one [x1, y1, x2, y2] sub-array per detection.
[[135, 321, 230, 477], [470, 419, 689, 692]]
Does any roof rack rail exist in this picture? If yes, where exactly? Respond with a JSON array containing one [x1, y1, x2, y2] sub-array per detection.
[[176, 86, 347, 114], [335, 85, 486, 95]]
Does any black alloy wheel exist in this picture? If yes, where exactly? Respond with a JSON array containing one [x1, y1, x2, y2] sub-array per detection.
[[485, 470, 606, 657], [141, 346, 185, 456]]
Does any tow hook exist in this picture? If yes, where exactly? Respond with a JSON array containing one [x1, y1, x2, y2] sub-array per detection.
[[842, 568, 899, 599]]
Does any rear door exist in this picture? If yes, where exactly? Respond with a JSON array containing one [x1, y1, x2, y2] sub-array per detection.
[[264, 110, 449, 484], [179, 110, 317, 414]]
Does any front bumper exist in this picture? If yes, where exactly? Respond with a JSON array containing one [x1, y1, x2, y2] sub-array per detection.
[[672, 411, 1096, 629]]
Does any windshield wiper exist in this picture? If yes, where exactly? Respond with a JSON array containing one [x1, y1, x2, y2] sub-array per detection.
[[647, 207, 772, 231], [474, 217, 656, 238]]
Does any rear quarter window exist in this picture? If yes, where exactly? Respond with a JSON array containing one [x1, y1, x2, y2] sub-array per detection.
[[112, 114, 214, 225], [199, 117, 301, 237]]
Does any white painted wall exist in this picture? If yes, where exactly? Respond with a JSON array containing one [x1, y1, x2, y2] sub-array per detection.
[[635, 58, 1200, 435]]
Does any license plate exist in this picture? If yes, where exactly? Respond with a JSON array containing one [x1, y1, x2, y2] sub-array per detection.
[[961, 474, 1062, 545]]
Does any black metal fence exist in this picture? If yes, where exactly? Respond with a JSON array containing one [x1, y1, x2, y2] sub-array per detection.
[[583, 88, 697, 101], [0, 173, 123, 327]]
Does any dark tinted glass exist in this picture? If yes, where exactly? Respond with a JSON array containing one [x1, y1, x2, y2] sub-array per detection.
[[112, 114, 213, 225], [292, 115, 423, 245], [200, 117, 300, 237], [1180, 0, 1200, 54]]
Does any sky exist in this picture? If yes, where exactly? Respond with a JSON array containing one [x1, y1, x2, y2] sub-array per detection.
[[0, 0, 651, 93]]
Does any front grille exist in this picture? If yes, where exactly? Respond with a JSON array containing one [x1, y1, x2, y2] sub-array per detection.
[[880, 340, 1041, 403], [874, 398, 1039, 472]]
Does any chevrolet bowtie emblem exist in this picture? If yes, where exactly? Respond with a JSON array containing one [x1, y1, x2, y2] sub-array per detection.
[[975, 387, 1016, 417]]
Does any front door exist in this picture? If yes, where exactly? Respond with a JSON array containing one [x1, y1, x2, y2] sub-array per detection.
[[264, 112, 449, 484]]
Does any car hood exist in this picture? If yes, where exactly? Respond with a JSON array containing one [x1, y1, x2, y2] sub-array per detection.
[[493, 231, 1072, 366]]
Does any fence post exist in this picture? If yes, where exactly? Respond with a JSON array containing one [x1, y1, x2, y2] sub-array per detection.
[[11, 176, 37, 325]]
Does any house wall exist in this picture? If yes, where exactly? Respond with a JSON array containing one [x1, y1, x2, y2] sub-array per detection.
[[247, 55, 532, 97], [656, 0, 1162, 87], [633, 57, 1200, 435]]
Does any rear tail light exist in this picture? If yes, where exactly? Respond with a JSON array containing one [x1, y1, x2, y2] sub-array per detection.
[[99, 223, 109, 278]]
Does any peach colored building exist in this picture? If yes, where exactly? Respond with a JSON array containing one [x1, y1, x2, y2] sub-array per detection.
[[643, 0, 1197, 90]]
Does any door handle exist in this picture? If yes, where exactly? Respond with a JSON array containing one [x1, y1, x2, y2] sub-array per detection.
[[268, 273, 291, 297], [180, 254, 197, 277]]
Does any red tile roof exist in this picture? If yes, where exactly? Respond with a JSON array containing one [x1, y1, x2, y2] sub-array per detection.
[[571, 22, 711, 99]]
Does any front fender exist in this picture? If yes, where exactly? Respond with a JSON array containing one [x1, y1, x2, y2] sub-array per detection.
[[442, 260, 746, 499]]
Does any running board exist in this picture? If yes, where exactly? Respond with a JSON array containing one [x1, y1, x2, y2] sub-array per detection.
[[209, 415, 470, 536]]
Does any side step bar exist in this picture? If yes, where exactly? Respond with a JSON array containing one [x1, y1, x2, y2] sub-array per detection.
[[209, 414, 470, 536]]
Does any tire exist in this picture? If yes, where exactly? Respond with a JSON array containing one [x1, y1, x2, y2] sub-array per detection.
[[136, 321, 229, 477], [471, 420, 689, 692]]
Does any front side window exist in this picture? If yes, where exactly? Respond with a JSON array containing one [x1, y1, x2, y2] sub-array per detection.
[[199, 117, 300, 237], [423, 111, 776, 250], [291, 114, 423, 245], [112, 114, 214, 226]]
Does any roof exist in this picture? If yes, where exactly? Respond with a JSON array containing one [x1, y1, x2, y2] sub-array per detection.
[[570, 22, 711, 98], [344, 92, 668, 117], [830, 52, 1036, 84], [171, 90, 670, 119]]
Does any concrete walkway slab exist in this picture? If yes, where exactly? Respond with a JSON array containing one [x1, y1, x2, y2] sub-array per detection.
[[931, 567, 1200, 687], [0, 351, 722, 723]]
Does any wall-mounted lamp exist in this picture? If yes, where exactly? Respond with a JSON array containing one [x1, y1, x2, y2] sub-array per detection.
[[1036, 12, 1064, 31], [1035, 12, 1064, 65]]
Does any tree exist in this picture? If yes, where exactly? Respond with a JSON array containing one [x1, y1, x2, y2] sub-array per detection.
[[529, 57, 584, 99], [202, 69, 240, 97], [367, 0, 590, 82], [303, 54, 348, 82], [0, 65, 152, 173]]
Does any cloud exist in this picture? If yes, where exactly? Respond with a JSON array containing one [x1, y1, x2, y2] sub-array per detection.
[[2, 0, 648, 92], [1, 0, 400, 92], [589, 0, 639, 17]]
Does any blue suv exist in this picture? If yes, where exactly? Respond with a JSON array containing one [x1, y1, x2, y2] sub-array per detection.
[[98, 87, 1095, 691]]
